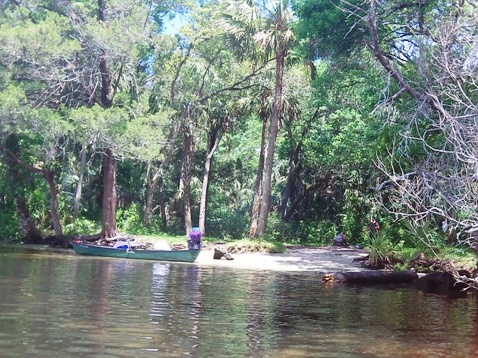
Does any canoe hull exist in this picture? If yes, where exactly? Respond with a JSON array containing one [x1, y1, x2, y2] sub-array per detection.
[[71, 242, 200, 263]]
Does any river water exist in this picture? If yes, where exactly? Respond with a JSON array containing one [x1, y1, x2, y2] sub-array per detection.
[[0, 246, 477, 358]]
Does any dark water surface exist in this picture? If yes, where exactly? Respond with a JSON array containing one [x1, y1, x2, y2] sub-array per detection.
[[0, 246, 477, 358]]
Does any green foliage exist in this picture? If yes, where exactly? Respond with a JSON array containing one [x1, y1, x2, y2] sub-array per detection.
[[293, 0, 367, 59], [116, 203, 162, 235], [121, 110, 173, 161], [0, 208, 22, 242], [275, 59, 386, 236], [262, 214, 338, 246], [401, 220, 443, 259], [207, 205, 250, 240], [365, 228, 403, 269], [293, 220, 337, 245], [63, 219, 100, 237], [339, 188, 373, 243], [0, 10, 81, 69], [438, 246, 477, 269]]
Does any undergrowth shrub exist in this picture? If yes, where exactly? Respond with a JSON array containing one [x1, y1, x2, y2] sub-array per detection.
[[63, 218, 100, 237], [0, 210, 22, 242], [365, 224, 403, 269]]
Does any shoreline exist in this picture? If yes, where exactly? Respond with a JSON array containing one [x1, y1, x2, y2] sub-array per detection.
[[194, 246, 371, 273], [2, 243, 371, 273]]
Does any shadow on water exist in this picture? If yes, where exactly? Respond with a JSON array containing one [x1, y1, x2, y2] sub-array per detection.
[[0, 245, 477, 357]]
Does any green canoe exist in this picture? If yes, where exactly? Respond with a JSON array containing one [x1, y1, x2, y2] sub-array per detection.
[[71, 241, 200, 263]]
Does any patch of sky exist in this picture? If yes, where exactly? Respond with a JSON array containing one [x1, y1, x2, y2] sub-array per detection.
[[163, 13, 188, 35]]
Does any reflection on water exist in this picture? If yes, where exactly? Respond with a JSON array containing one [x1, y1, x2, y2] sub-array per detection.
[[0, 246, 477, 357]]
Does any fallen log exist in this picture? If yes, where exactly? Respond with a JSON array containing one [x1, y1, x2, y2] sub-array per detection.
[[322, 270, 419, 284], [352, 255, 369, 263], [415, 270, 471, 293]]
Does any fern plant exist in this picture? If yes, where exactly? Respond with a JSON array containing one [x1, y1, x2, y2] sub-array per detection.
[[365, 226, 403, 269]]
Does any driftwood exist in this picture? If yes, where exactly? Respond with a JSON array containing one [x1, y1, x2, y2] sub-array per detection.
[[322, 270, 419, 284]]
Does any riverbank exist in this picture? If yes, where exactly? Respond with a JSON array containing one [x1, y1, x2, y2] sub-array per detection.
[[194, 246, 370, 273], [3, 242, 370, 273]]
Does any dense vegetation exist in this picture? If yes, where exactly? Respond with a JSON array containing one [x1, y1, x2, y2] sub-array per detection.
[[0, 0, 477, 274]]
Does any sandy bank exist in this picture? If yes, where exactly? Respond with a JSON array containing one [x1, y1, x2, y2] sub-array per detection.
[[194, 246, 370, 273], [3, 243, 371, 273]]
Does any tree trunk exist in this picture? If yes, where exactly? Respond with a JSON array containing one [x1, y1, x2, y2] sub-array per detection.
[[279, 107, 320, 220], [73, 145, 87, 219], [98, 5, 113, 108], [199, 130, 222, 236], [4, 174, 42, 242], [159, 184, 168, 226], [2, 152, 63, 239], [97, 0, 118, 238], [44, 170, 63, 237], [144, 122, 181, 226], [145, 161, 155, 226], [249, 114, 268, 237], [256, 52, 285, 236], [100, 148, 117, 238], [15, 196, 43, 243], [367, 0, 430, 106], [279, 144, 302, 219], [198, 154, 212, 236], [181, 125, 194, 235], [144, 163, 168, 227]]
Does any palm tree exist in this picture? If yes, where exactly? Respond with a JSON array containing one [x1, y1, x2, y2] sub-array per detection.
[[218, 0, 295, 237]]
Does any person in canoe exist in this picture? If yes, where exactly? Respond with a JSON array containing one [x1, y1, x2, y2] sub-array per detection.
[[188, 227, 202, 250]]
